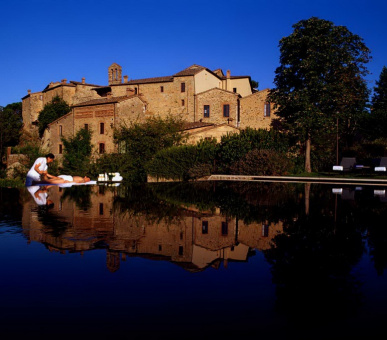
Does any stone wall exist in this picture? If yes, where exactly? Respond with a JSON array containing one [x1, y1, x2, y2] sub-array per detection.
[[22, 92, 43, 131], [116, 97, 146, 127], [74, 103, 116, 155], [239, 89, 276, 129], [47, 112, 74, 159], [196, 88, 239, 125]]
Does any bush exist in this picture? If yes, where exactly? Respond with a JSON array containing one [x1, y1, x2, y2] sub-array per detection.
[[216, 128, 290, 173], [229, 149, 293, 176], [146, 139, 217, 181]]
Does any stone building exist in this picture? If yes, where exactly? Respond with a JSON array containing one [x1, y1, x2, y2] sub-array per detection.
[[22, 63, 277, 158]]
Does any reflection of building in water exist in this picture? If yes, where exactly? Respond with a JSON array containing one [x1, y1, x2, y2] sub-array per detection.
[[22, 185, 283, 272]]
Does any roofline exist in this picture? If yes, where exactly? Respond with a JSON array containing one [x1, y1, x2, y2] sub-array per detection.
[[47, 111, 73, 126], [196, 87, 241, 97]]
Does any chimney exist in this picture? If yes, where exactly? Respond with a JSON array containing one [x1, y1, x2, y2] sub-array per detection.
[[49, 82, 54, 88], [126, 88, 133, 96], [123, 75, 128, 83], [28, 89, 31, 95], [61, 79, 67, 84], [226, 70, 231, 91], [107, 92, 112, 98], [82, 77, 85, 84]]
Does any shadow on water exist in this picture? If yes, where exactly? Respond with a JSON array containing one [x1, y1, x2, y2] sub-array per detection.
[[2, 181, 387, 337]]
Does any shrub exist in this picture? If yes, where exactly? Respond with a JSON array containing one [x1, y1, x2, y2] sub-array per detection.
[[216, 128, 290, 173], [229, 149, 293, 176]]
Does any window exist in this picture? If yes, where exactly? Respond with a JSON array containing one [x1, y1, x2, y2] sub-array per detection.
[[159, 245, 162, 251], [100, 122, 104, 134], [134, 87, 138, 94], [59, 125, 62, 136], [204, 105, 210, 118], [84, 124, 89, 131], [221, 222, 228, 235], [181, 82, 185, 92], [223, 104, 230, 117], [264, 103, 271, 117], [202, 221, 208, 234], [182, 99, 185, 106], [99, 143, 105, 154], [233, 88, 237, 93], [160, 86, 164, 92], [99, 203, 104, 215], [179, 246, 184, 255], [59, 144, 63, 154]]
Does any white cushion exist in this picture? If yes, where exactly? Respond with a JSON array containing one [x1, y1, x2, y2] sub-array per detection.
[[333, 166, 343, 171], [375, 167, 386, 171]]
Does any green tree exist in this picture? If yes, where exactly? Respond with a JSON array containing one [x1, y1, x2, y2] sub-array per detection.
[[38, 96, 71, 137], [251, 80, 259, 90], [0, 102, 23, 160], [114, 116, 186, 182], [61, 128, 92, 174], [363, 66, 387, 140], [269, 17, 370, 172]]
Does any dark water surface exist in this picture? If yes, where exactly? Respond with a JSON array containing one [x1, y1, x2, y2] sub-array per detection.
[[1, 181, 387, 339]]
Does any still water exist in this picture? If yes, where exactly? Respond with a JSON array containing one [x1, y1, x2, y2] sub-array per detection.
[[0, 181, 386, 338]]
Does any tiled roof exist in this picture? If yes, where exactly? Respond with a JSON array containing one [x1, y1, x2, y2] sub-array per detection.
[[42, 83, 76, 92], [71, 95, 133, 107], [220, 75, 251, 80], [70, 81, 103, 87], [181, 121, 215, 131], [173, 64, 207, 77], [122, 76, 173, 85]]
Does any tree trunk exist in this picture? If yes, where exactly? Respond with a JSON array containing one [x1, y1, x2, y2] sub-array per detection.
[[305, 137, 311, 173]]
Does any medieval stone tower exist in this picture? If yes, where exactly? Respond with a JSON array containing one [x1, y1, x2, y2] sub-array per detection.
[[108, 63, 122, 84]]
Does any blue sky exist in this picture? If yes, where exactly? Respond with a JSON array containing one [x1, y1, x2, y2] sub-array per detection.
[[1, 0, 386, 106]]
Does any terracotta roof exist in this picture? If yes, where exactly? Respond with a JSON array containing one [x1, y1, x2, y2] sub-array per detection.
[[71, 95, 135, 107], [42, 83, 76, 92], [69, 81, 103, 87], [47, 111, 73, 126], [121, 76, 173, 85], [196, 87, 241, 97], [220, 75, 251, 80], [181, 121, 215, 131], [173, 64, 207, 77]]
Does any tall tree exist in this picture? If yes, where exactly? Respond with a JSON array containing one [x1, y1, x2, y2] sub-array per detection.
[[38, 96, 71, 137], [0, 102, 23, 160], [366, 66, 387, 140], [269, 17, 370, 172]]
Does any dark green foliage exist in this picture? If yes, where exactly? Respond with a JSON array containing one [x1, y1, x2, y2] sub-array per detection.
[[92, 153, 138, 182], [361, 66, 387, 142], [0, 102, 23, 161], [38, 96, 71, 137], [229, 149, 293, 176], [269, 17, 370, 172], [61, 128, 92, 174], [146, 138, 217, 181], [216, 128, 290, 173], [114, 116, 186, 182], [251, 79, 259, 89]]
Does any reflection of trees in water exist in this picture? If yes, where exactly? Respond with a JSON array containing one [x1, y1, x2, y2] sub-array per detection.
[[60, 185, 93, 211], [263, 185, 369, 324], [264, 213, 364, 323], [119, 181, 303, 225], [36, 204, 71, 237]]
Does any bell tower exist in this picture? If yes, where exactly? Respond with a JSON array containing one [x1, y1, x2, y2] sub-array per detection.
[[108, 63, 122, 85]]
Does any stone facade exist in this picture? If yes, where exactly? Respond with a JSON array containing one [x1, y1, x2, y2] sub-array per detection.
[[22, 63, 276, 157], [239, 88, 277, 130], [46, 95, 147, 159], [196, 88, 240, 125]]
